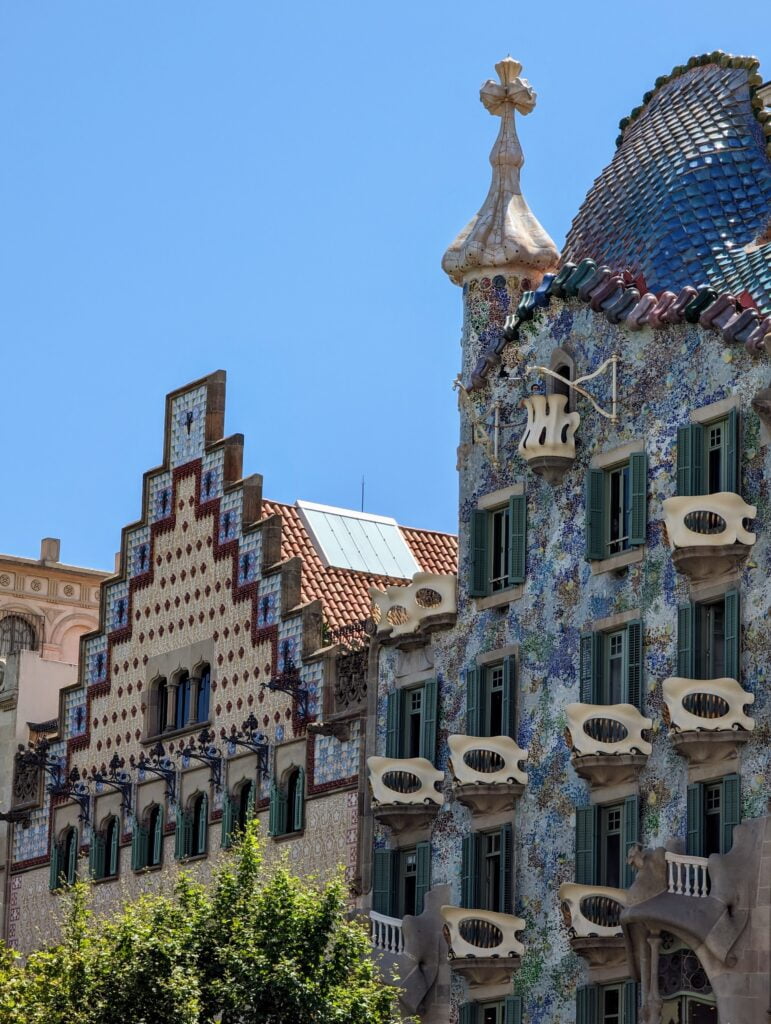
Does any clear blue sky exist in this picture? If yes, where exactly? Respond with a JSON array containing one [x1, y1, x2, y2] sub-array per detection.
[[2, 3, 768, 570]]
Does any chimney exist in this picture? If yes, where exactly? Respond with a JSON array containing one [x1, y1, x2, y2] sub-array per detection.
[[40, 537, 61, 563]]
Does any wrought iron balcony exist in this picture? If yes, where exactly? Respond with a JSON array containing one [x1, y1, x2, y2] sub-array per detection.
[[559, 882, 628, 968], [370, 910, 405, 954], [662, 676, 754, 766], [440, 906, 525, 986], [367, 756, 443, 834], [565, 703, 652, 787], [448, 734, 528, 814], [665, 852, 710, 898], [370, 572, 457, 640], [662, 492, 756, 581], [518, 394, 580, 484]]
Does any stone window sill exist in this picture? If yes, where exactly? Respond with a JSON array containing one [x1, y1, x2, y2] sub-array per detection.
[[142, 720, 211, 746], [589, 548, 644, 576], [475, 586, 523, 610], [271, 829, 305, 843]]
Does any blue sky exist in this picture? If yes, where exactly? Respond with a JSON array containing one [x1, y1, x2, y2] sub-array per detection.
[[2, 3, 769, 569]]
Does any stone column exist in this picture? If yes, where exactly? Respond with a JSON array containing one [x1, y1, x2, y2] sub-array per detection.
[[165, 681, 177, 730], [189, 675, 201, 724], [647, 931, 663, 1024]]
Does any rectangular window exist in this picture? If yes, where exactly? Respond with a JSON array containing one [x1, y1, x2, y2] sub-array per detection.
[[398, 848, 418, 918], [490, 506, 510, 592], [577, 982, 638, 1024], [461, 824, 513, 913], [470, 495, 527, 597], [586, 453, 647, 561], [460, 999, 522, 1024], [482, 831, 502, 912], [466, 658, 517, 738], [677, 409, 739, 497], [385, 680, 438, 762], [405, 687, 423, 759], [600, 985, 622, 1024], [599, 805, 622, 889], [481, 1003, 504, 1024], [576, 797, 639, 888], [605, 630, 626, 705], [697, 601, 725, 679], [486, 664, 504, 735], [677, 592, 739, 681], [580, 622, 643, 709], [372, 842, 430, 918], [607, 464, 631, 555], [687, 775, 740, 858]]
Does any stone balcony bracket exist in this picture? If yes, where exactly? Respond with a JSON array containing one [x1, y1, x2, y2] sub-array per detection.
[[367, 755, 443, 834], [662, 676, 754, 766], [565, 703, 651, 787], [518, 394, 580, 484], [448, 734, 528, 814], [370, 572, 457, 641], [662, 492, 756, 583], [559, 882, 629, 968], [440, 906, 525, 986]]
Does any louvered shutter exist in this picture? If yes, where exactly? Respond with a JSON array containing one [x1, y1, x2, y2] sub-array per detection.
[[89, 833, 105, 879], [504, 996, 522, 1024], [372, 848, 396, 916], [623, 980, 639, 1024], [66, 832, 78, 884], [724, 408, 739, 494], [502, 656, 517, 739], [687, 783, 704, 857], [183, 812, 194, 858], [132, 823, 148, 870], [629, 452, 648, 546], [622, 795, 640, 887], [109, 820, 119, 876], [677, 424, 704, 496], [174, 808, 185, 859], [466, 668, 482, 736], [458, 1004, 478, 1024], [470, 510, 489, 597], [461, 832, 478, 908], [415, 841, 431, 916], [246, 780, 256, 818], [293, 768, 305, 831], [49, 842, 61, 890], [508, 494, 527, 584], [268, 781, 279, 836], [575, 805, 597, 885], [152, 809, 163, 865], [499, 822, 513, 915], [723, 590, 740, 682], [721, 774, 740, 854], [624, 620, 643, 710], [580, 632, 601, 704], [677, 603, 695, 679], [585, 469, 606, 561], [221, 793, 235, 849], [576, 984, 599, 1024], [420, 678, 438, 763], [385, 690, 403, 759], [197, 795, 208, 854]]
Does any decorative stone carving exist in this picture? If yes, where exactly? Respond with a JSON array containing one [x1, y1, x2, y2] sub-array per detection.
[[518, 394, 580, 483], [565, 702, 651, 786], [560, 882, 628, 937], [367, 756, 443, 834], [448, 734, 527, 814], [441, 905, 525, 986], [12, 751, 42, 810], [333, 647, 368, 712], [662, 492, 756, 582], [370, 572, 457, 640]]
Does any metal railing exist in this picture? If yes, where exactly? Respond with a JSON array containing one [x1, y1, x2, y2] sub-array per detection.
[[370, 910, 404, 953], [665, 852, 710, 897]]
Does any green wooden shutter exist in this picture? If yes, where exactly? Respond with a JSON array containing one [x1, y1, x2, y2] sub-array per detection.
[[508, 493, 526, 584], [470, 510, 489, 597], [385, 690, 403, 759], [293, 768, 305, 831], [623, 980, 639, 1024], [153, 809, 163, 865], [624, 620, 643, 710], [622, 795, 640, 887], [687, 782, 704, 857], [415, 840, 431, 916], [198, 795, 208, 854], [109, 820, 119, 876], [629, 452, 648, 546], [420, 678, 438, 763], [67, 831, 78, 884], [576, 984, 599, 1024], [89, 833, 105, 879], [504, 995, 523, 1024], [585, 469, 606, 561], [459, 1004, 478, 1024], [499, 822, 513, 914], [49, 842, 61, 890], [721, 774, 741, 854], [677, 603, 695, 678], [372, 848, 396, 916], [268, 781, 279, 836], [466, 667, 482, 736], [724, 590, 740, 681], [221, 793, 235, 849], [580, 632, 602, 704], [575, 805, 597, 885], [502, 656, 517, 739], [677, 424, 704, 496], [246, 780, 256, 818], [461, 832, 478, 908], [174, 808, 185, 859], [132, 823, 148, 870], [183, 813, 194, 858], [724, 408, 739, 494]]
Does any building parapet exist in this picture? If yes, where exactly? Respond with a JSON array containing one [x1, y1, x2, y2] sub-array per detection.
[[370, 572, 457, 639]]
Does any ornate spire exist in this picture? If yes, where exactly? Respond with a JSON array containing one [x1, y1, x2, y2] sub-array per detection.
[[442, 57, 559, 285]]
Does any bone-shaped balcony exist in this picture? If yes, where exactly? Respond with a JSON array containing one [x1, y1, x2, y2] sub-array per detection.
[[662, 676, 754, 766], [518, 394, 580, 483], [559, 883, 628, 967], [440, 906, 525, 986], [565, 703, 652, 787], [662, 493, 756, 582], [370, 572, 457, 640], [367, 756, 443, 834], [448, 734, 528, 814]]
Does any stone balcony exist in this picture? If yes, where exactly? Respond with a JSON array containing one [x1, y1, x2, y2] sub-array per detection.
[[518, 394, 580, 484], [367, 755, 443, 834], [448, 734, 528, 814], [440, 906, 525, 986], [662, 492, 756, 582], [662, 676, 754, 767], [370, 572, 457, 643], [565, 702, 652, 787], [559, 882, 628, 967]]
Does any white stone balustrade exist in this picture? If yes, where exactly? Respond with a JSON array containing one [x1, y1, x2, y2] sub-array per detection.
[[370, 910, 405, 953], [666, 852, 710, 897], [448, 734, 528, 786], [662, 493, 756, 549], [370, 572, 457, 638], [559, 883, 628, 938], [565, 703, 652, 756], [440, 906, 525, 959], [518, 394, 580, 461], [662, 676, 755, 733], [367, 756, 444, 807]]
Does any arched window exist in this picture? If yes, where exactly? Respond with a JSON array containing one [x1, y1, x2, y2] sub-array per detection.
[[221, 780, 254, 849], [237, 780, 254, 832], [175, 793, 208, 859], [552, 364, 572, 400], [50, 826, 78, 889], [132, 804, 163, 870], [270, 768, 304, 837], [174, 671, 191, 730], [90, 815, 120, 879], [195, 664, 211, 723], [154, 677, 168, 735], [0, 616, 36, 656]]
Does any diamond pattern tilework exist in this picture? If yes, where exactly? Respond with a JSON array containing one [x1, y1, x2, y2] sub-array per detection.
[[200, 449, 224, 502], [127, 526, 151, 577], [106, 580, 130, 633], [148, 471, 172, 523], [86, 635, 108, 686], [64, 689, 87, 740], [219, 489, 242, 544], [169, 385, 207, 468]]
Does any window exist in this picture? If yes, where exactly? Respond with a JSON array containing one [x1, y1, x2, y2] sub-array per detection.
[[466, 657, 516, 738], [677, 591, 739, 681], [461, 824, 513, 913], [687, 775, 740, 857], [174, 671, 192, 730], [151, 676, 169, 735], [469, 495, 527, 598], [585, 454, 647, 561], [49, 826, 78, 890], [385, 679, 438, 761], [196, 664, 211, 722], [221, 780, 255, 848], [576, 797, 639, 888], [132, 804, 164, 870], [372, 842, 430, 918], [175, 793, 208, 859], [268, 767, 305, 837], [677, 409, 739, 497], [580, 622, 643, 708], [459, 997, 523, 1024], [90, 815, 120, 880], [0, 615, 36, 656], [576, 982, 638, 1024]]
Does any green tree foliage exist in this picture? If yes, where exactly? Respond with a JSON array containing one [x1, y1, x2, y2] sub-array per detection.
[[0, 824, 402, 1024]]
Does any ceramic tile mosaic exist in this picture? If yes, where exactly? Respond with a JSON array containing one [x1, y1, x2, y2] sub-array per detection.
[[169, 385, 208, 468]]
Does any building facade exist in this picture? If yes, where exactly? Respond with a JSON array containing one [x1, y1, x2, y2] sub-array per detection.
[[366, 55, 771, 1024]]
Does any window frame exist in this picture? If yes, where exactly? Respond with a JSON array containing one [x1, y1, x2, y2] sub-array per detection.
[[466, 657, 517, 739], [469, 494, 527, 598], [677, 591, 739, 682], [677, 408, 739, 498], [580, 621, 643, 710], [586, 453, 647, 562], [687, 774, 740, 857], [385, 679, 438, 762], [576, 796, 639, 889]]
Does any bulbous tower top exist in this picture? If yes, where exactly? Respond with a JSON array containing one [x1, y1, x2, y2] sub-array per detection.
[[442, 57, 559, 285]]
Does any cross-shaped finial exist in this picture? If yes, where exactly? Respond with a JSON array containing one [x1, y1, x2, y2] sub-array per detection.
[[480, 56, 537, 118]]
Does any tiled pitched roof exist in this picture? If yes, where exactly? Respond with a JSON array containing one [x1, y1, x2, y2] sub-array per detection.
[[261, 500, 457, 631]]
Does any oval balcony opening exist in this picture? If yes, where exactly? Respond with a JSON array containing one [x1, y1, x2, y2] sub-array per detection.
[[579, 895, 623, 929], [381, 770, 422, 794], [386, 605, 408, 626], [414, 588, 442, 609], [683, 511, 727, 535], [682, 692, 730, 720], [582, 717, 629, 744], [462, 748, 506, 774], [458, 918, 504, 949]]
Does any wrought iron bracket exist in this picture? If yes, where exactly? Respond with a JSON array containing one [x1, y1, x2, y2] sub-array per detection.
[[130, 743, 178, 804], [17, 740, 91, 825], [89, 754, 134, 816], [178, 729, 223, 791], [225, 714, 271, 777], [262, 665, 310, 722]]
